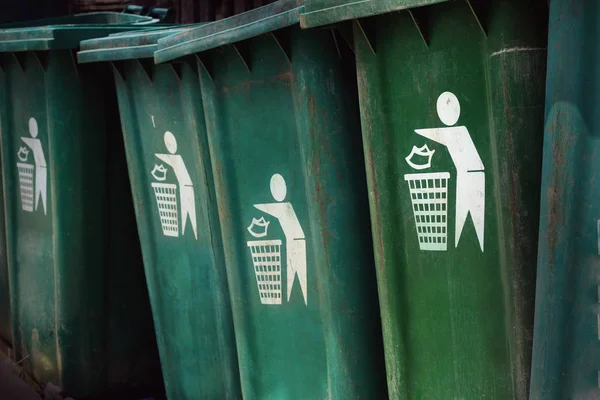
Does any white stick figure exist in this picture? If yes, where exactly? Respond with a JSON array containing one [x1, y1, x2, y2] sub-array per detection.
[[21, 118, 47, 215], [254, 174, 307, 305], [155, 131, 197, 239], [414, 92, 485, 251]]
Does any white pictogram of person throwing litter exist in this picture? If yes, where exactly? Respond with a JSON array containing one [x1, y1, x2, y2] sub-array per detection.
[[414, 92, 485, 251], [154, 131, 197, 239], [253, 174, 307, 305], [19, 118, 47, 215]]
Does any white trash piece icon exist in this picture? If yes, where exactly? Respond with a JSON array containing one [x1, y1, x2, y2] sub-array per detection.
[[16, 146, 34, 212], [404, 171, 450, 251], [247, 217, 283, 305], [151, 164, 179, 237]]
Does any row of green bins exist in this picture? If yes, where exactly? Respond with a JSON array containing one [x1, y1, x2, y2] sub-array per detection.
[[0, 13, 164, 398], [301, 0, 548, 399], [153, 0, 388, 398], [529, 1, 599, 398], [78, 27, 242, 400]]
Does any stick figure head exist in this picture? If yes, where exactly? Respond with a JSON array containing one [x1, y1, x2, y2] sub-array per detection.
[[436, 92, 460, 126], [164, 131, 177, 154], [29, 117, 38, 138], [270, 173, 286, 202]]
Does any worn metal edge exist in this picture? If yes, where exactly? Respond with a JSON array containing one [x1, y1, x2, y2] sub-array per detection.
[[78, 44, 156, 63], [300, 0, 449, 28], [0, 26, 157, 52], [155, 7, 301, 64], [79, 28, 187, 53], [0, 39, 53, 52]]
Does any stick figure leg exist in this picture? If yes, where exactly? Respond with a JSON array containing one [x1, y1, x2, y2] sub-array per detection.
[[35, 167, 47, 215], [180, 185, 197, 239]]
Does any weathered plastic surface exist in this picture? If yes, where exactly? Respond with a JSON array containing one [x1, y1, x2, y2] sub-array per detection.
[[0, 13, 160, 53], [78, 27, 190, 63], [301, 0, 445, 27], [78, 27, 242, 400], [0, 17, 163, 397], [304, 0, 548, 398], [155, 1, 388, 399], [530, 1, 600, 398]]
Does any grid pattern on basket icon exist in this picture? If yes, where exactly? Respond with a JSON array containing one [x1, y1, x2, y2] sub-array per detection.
[[17, 163, 34, 212], [151, 182, 179, 237], [247, 240, 283, 305], [404, 172, 450, 251]]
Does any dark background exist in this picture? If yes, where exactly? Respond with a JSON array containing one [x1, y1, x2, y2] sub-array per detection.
[[2, 0, 276, 24]]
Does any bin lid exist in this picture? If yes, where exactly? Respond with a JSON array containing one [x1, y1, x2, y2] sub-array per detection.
[[78, 26, 193, 63], [154, 0, 303, 64], [300, 0, 448, 28], [0, 12, 159, 52]]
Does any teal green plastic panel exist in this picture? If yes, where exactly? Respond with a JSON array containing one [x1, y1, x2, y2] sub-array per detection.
[[530, 1, 600, 398], [349, 0, 547, 398], [78, 26, 192, 63], [187, 13, 387, 399], [0, 50, 162, 397], [0, 12, 159, 52], [108, 51, 241, 400], [300, 0, 448, 28], [0, 65, 10, 346]]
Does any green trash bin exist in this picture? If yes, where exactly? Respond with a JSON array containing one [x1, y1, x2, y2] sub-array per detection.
[[0, 12, 160, 355], [0, 14, 164, 398], [530, 1, 600, 398], [154, 1, 388, 398], [77, 26, 242, 400], [301, 0, 548, 399]]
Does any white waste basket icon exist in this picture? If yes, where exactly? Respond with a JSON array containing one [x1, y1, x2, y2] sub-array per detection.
[[247, 239, 283, 305], [151, 164, 178, 237], [152, 183, 178, 237], [16, 147, 34, 212], [404, 172, 450, 251]]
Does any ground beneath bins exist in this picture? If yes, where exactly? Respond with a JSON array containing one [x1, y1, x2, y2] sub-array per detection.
[[0, 360, 41, 399]]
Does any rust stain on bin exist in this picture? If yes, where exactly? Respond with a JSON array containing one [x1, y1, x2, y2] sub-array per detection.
[[307, 93, 333, 267], [547, 108, 569, 270]]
